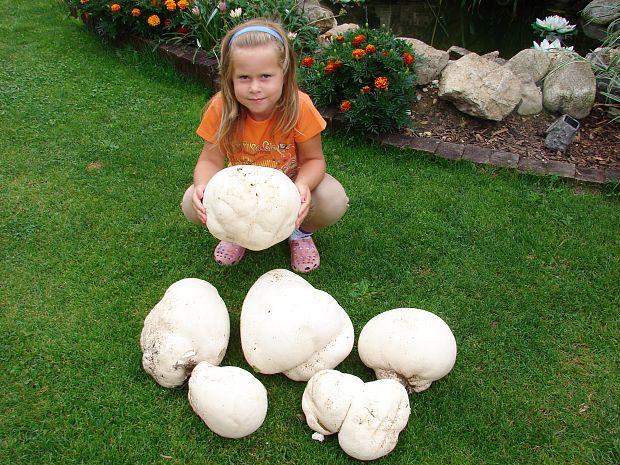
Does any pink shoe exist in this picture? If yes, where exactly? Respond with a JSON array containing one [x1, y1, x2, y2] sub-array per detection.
[[289, 237, 320, 273], [214, 241, 246, 266]]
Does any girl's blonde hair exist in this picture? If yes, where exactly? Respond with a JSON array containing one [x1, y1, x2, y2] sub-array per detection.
[[214, 18, 299, 155]]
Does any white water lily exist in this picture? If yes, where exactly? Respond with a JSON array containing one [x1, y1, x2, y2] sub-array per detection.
[[229, 7, 242, 18], [533, 38, 574, 52], [535, 15, 576, 35]]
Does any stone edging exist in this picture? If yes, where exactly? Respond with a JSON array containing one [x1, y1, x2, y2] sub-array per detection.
[[114, 35, 619, 186]]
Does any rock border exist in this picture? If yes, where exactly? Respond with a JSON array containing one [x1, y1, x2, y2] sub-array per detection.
[[115, 36, 618, 186]]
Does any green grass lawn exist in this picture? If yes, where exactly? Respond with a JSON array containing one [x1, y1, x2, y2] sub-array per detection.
[[1, 1, 619, 463]]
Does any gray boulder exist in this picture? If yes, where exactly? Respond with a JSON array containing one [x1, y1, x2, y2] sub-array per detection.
[[516, 73, 543, 116], [400, 38, 449, 85], [438, 53, 522, 121], [543, 56, 597, 119], [582, 0, 620, 25], [506, 49, 551, 83], [298, 0, 336, 33]]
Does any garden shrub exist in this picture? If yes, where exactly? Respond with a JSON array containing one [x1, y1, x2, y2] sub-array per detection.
[[298, 27, 418, 134]]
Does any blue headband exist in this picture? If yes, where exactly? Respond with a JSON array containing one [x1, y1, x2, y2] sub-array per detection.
[[229, 26, 284, 46]]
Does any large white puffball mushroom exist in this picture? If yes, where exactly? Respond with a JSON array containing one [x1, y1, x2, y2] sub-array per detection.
[[140, 278, 230, 388], [241, 269, 354, 381], [188, 362, 268, 439], [302, 369, 411, 461], [203, 165, 301, 251], [302, 369, 364, 435], [358, 308, 457, 393]]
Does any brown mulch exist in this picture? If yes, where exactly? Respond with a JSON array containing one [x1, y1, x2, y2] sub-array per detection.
[[408, 84, 620, 171]]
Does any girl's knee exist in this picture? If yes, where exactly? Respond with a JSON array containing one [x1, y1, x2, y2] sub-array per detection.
[[181, 185, 203, 226]]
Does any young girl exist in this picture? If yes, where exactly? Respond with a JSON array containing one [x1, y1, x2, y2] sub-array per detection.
[[181, 18, 349, 273]]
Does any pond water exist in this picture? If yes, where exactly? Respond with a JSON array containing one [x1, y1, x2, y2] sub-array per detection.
[[336, 0, 601, 59]]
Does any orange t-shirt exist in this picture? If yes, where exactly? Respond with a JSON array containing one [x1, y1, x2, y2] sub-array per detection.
[[196, 90, 326, 179]]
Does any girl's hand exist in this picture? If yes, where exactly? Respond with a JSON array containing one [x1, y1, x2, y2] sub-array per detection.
[[192, 184, 208, 225], [295, 182, 311, 229]]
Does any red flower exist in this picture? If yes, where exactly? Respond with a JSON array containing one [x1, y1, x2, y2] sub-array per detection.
[[402, 52, 415, 65], [336, 35, 345, 42], [361, 85, 371, 93], [383, 52, 389, 57], [177, 26, 191, 34], [302, 57, 315, 67], [374, 76, 389, 90], [352, 48, 366, 60], [324, 63, 338, 75], [340, 100, 352, 112], [352, 34, 366, 46], [163, 18, 172, 27], [365, 44, 376, 54]]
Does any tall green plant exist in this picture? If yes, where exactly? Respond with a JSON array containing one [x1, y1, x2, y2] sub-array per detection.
[[593, 18, 620, 122]]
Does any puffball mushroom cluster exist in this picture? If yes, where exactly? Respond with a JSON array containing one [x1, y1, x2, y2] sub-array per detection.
[[302, 369, 411, 461], [140, 274, 458, 459], [203, 165, 301, 251], [240, 269, 354, 381], [140, 278, 268, 439], [139, 271, 356, 439]]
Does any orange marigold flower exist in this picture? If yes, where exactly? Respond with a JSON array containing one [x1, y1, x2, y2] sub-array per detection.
[[365, 44, 376, 54], [340, 100, 352, 112], [79, 0, 88, 4], [374, 76, 389, 90], [383, 51, 389, 57], [352, 34, 366, 46], [352, 48, 366, 59], [361, 85, 371, 93], [147, 14, 160, 26], [165, 0, 176, 11], [178, 0, 189, 9], [336, 35, 345, 42], [334, 59, 343, 69], [402, 52, 415, 65], [131, 8, 141, 16], [324, 63, 337, 75], [110, 3, 121, 12], [302, 57, 315, 67]]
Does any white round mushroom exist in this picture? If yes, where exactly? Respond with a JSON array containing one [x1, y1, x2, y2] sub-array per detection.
[[188, 362, 268, 439], [140, 278, 230, 388], [203, 165, 301, 251], [241, 269, 354, 381], [302, 369, 364, 435], [302, 369, 411, 461], [358, 308, 457, 393]]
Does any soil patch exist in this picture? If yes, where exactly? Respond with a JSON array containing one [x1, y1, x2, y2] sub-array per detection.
[[408, 84, 620, 172]]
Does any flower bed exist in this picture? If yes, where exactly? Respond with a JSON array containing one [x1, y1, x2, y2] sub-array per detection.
[[298, 27, 418, 134]]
